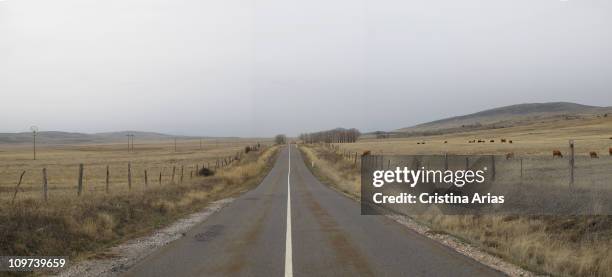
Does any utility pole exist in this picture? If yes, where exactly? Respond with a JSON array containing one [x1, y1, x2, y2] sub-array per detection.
[[126, 134, 134, 152], [30, 126, 38, 160]]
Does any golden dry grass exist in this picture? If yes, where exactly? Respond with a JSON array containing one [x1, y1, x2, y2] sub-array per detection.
[[343, 116, 612, 157], [299, 117, 612, 277], [0, 142, 280, 268], [0, 138, 269, 201]]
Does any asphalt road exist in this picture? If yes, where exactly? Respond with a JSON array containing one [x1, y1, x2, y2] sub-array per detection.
[[124, 146, 504, 277]]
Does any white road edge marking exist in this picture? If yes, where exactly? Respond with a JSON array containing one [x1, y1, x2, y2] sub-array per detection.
[[285, 145, 293, 277]]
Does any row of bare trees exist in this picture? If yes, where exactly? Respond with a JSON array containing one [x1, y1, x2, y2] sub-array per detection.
[[299, 128, 361, 144], [275, 135, 287, 145]]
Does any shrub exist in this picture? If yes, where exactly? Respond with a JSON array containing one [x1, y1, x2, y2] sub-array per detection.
[[199, 167, 215, 177]]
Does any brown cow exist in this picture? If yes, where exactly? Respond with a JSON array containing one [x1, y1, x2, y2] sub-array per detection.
[[362, 150, 371, 157], [590, 151, 599, 158], [490, 139, 495, 143], [509, 140, 513, 144], [444, 141, 448, 144], [553, 150, 563, 158], [501, 139, 507, 143], [417, 142, 421, 145], [506, 152, 514, 160]]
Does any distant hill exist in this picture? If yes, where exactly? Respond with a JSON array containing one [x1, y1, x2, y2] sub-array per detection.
[[0, 131, 192, 144], [394, 102, 612, 136]]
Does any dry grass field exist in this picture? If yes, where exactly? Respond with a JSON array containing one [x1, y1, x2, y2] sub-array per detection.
[[0, 138, 280, 269], [352, 116, 612, 157], [299, 116, 612, 277], [0, 138, 269, 201]]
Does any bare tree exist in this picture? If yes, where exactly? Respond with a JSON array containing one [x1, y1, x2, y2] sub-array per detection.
[[299, 128, 361, 144], [275, 134, 287, 145]]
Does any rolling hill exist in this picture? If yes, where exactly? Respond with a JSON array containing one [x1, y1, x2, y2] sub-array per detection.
[[0, 131, 191, 144], [394, 102, 612, 136]]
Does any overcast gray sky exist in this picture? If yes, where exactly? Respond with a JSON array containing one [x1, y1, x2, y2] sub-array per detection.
[[1, 0, 611, 137]]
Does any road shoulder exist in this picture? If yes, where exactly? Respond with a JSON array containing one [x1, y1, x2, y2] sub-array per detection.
[[298, 145, 539, 277], [58, 198, 235, 277]]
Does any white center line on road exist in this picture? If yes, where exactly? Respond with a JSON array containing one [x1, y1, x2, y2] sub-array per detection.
[[285, 145, 293, 277]]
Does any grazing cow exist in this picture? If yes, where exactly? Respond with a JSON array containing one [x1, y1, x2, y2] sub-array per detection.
[[506, 152, 514, 160], [417, 142, 421, 145], [444, 141, 448, 144], [501, 139, 507, 143], [590, 151, 599, 158], [490, 139, 495, 143], [553, 150, 563, 158], [468, 140, 475, 143], [478, 140, 485, 143], [362, 150, 371, 157], [421, 141, 426, 144], [509, 140, 513, 144]]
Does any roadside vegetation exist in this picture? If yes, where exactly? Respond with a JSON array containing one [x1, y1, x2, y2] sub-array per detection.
[[299, 143, 612, 277], [0, 144, 279, 268]]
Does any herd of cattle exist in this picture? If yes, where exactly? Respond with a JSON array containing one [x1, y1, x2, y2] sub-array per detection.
[[548, 149, 611, 159], [360, 148, 612, 159], [361, 137, 612, 159], [467, 138, 513, 144]]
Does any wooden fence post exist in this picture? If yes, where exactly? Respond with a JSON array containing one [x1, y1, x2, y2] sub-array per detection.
[[490, 155, 496, 182], [106, 165, 110, 193], [77, 164, 84, 196], [144, 169, 148, 188], [444, 153, 448, 171], [180, 165, 184, 184], [520, 158, 523, 182], [128, 162, 132, 191], [11, 171, 26, 205], [159, 170, 162, 186], [569, 140, 575, 190], [172, 166, 176, 184], [42, 168, 48, 202]]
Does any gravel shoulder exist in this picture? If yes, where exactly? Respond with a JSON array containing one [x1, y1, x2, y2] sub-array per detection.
[[56, 198, 235, 277]]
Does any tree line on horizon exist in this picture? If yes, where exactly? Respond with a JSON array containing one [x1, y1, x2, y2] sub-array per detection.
[[299, 128, 360, 144]]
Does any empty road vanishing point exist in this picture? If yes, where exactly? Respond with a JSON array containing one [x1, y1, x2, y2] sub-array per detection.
[[124, 146, 503, 277]]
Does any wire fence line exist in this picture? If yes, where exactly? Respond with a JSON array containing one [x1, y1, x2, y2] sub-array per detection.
[[327, 139, 612, 190], [1, 146, 266, 203]]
